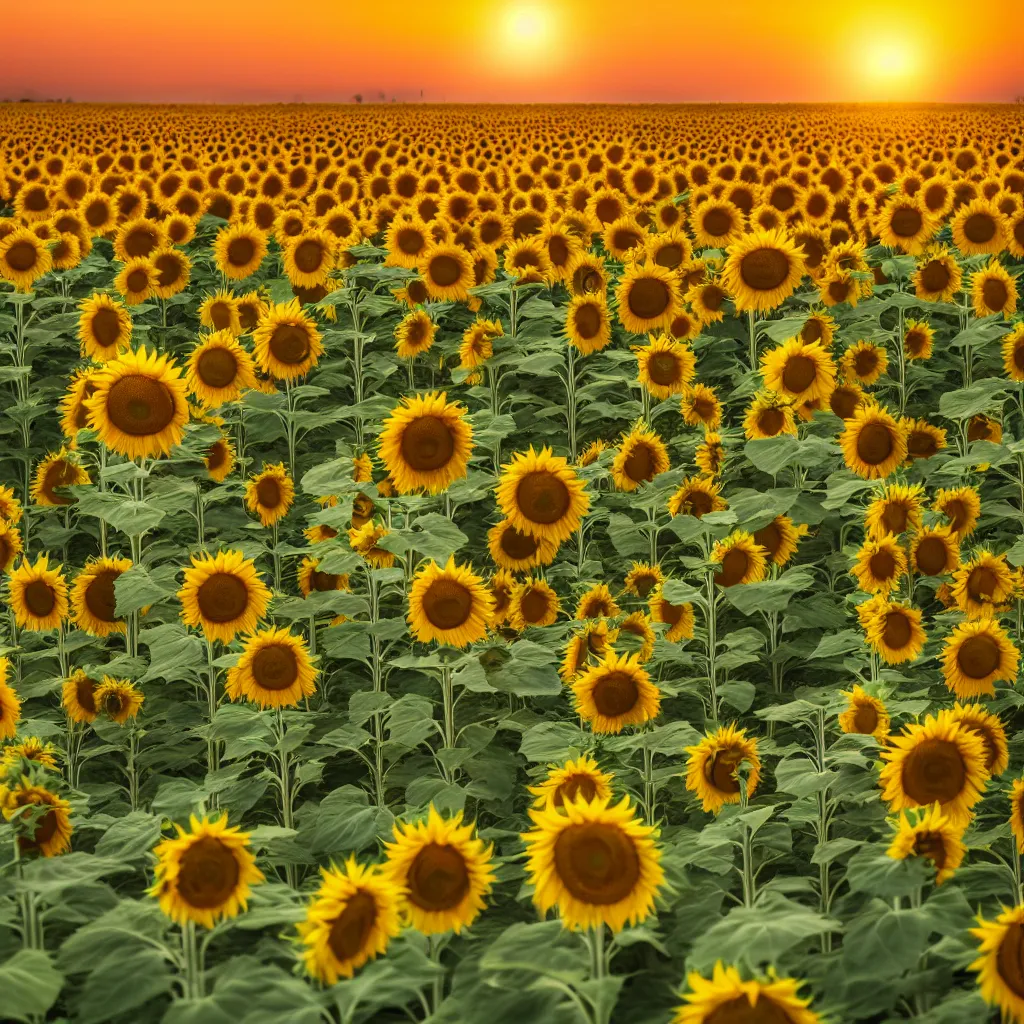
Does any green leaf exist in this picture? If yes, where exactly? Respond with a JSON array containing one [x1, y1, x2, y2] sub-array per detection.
[[519, 721, 587, 762], [723, 567, 814, 616], [938, 377, 1008, 420], [74, 490, 166, 535], [0, 949, 64, 1023]]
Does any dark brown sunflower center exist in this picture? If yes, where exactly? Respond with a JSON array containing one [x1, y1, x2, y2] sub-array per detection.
[[6, 241, 38, 272], [407, 842, 470, 910], [227, 236, 256, 268], [591, 670, 639, 717], [327, 890, 377, 963], [581, 596, 612, 618], [310, 569, 340, 592], [177, 836, 241, 909], [853, 349, 878, 378], [920, 260, 951, 293], [429, 254, 462, 287], [106, 374, 176, 436], [125, 228, 158, 258], [740, 248, 790, 290], [869, 549, 896, 581], [42, 459, 80, 505], [423, 578, 473, 630], [754, 522, 782, 558], [648, 352, 681, 386], [902, 738, 966, 804], [957, 634, 1001, 679], [715, 548, 750, 587], [155, 253, 183, 287], [654, 243, 683, 269], [516, 471, 571, 525], [76, 675, 97, 714], [85, 569, 120, 622], [553, 821, 640, 905], [856, 422, 895, 466], [500, 526, 538, 560], [684, 487, 715, 517], [914, 536, 947, 575], [209, 302, 234, 331], [967, 565, 999, 603], [623, 443, 656, 483], [891, 207, 923, 237], [398, 228, 425, 255], [880, 502, 909, 535], [554, 774, 598, 808], [256, 477, 282, 510], [84, 200, 109, 227], [883, 611, 912, 650], [943, 499, 968, 532], [90, 307, 123, 349], [852, 703, 879, 734], [963, 213, 996, 244], [238, 303, 259, 333], [827, 386, 857, 419], [631, 572, 658, 598], [627, 277, 670, 321], [801, 318, 823, 342], [982, 278, 1008, 312], [702, 208, 733, 237], [996, 922, 1024, 999], [401, 416, 455, 472], [252, 643, 299, 690], [573, 303, 602, 339], [196, 572, 249, 623], [197, 346, 238, 389], [125, 268, 150, 294], [612, 229, 643, 252], [268, 323, 312, 366], [704, 994, 797, 1023], [706, 749, 743, 794], [293, 240, 325, 274], [519, 586, 551, 624], [701, 285, 725, 311], [207, 440, 228, 471], [758, 407, 786, 436], [24, 578, 56, 617]]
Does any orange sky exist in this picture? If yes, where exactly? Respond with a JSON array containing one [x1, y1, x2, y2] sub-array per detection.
[[3, 0, 1023, 104]]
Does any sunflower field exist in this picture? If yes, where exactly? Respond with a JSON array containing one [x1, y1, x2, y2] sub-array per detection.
[[1, 101, 1024, 1023]]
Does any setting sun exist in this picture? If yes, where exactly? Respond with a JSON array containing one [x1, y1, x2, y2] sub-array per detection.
[[500, 3, 558, 61]]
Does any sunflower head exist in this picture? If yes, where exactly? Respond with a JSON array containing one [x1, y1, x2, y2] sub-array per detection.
[[78, 292, 133, 362], [408, 557, 493, 648], [711, 531, 768, 588], [9, 554, 68, 632], [186, 331, 257, 408], [30, 449, 90, 507], [178, 549, 273, 645], [838, 684, 890, 740], [612, 424, 670, 492], [0, 779, 72, 857], [674, 962, 822, 1024], [616, 262, 681, 335], [497, 446, 589, 546], [226, 627, 317, 709], [685, 724, 761, 814], [722, 227, 806, 312], [941, 617, 1020, 699], [245, 463, 295, 528], [529, 754, 615, 810], [634, 334, 697, 399], [840, 403, 907, 480], [572, 651, 661, 734]]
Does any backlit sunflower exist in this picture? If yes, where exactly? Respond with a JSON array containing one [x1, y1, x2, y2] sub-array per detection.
[[178, 549, 272, 644], [674, 962, 822, 1024], [0, 780, 72, 857], [521, 794, 663, 932], [1002, 324, 1024, 382], [634, 335, 696, 399], [933, 486, 981, 540], [78, 292, 132, 362], [864, 599, 926, 664], [952, 550, 1015, 619], [624, 561, 664, 598], [509, 577, 561, 630], [225, 627, 317, 709], [379, 392, 473, 495], [384, 805, 494, 935], [529, 754, 614, 810], [680, 383, 722, 429], [349, 521, 396, 569], [711, 531, 768, 588], [912, 245, 962, 302], [648, 586, 695, 642], [497, 446, 589, 545], [838, 684, 890, 740], [252, 299, 323, 380], [8, 555, 68, 632], [685, 724, 760, 814], [886, 805, 965, 886], [910, 526, 959, 577], [70, 556, 131, 637], [952, 197, 1007, 256], [880, 709, 988, 827], [952, 702, 1008, 777], [565, 294, 612, 355], [574, 583, 620, 621], [572, 651, 660, 734], [0, 520, 23, 575], [754, 515, 804, 567], [903, 319, 934, 361], [298, 857, 403, 984], [185, 332, 256, 408], [971, 259, 1018, 318], [199, 291, 243, 336], [394, 309, 437, 360], [840, 403, 906, 479], [408, 557, 493, 648], [245, 463, 294, 528], [743, 391, 797, 440], [150, 814, 265, 928], [487, 518, 559, 572], [612, 425, 670, 492], [760, 338, 836, 405], [852, 535, 906, 595], [722, 228, 806, 312], [30, 448, 90, 507], [0, 227, 52, 291], [941, 618, 1019, 699], [616, 263, 681, 335], [667, 475, 726, 519]]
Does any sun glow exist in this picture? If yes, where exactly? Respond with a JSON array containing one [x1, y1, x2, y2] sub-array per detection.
[[500, 3, 558, 62]]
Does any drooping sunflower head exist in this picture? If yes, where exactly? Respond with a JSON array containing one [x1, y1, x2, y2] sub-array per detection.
[[0, 666, 21, 741], [0, 484, 24, 527], [379, 392, 473, 495], [408, 557, 493, 648], [252, 298, 324, 380], [297, 555, 350, 598], [529, 754, 615, 810], [497, 446, 589, 546], [840, 403, 907, 480], [1, 737, 58, 774], [0, 780, 72, 857], [685, 724, 761, 815], [902, 416, 947, 461], [561, 620, 613, 680], [634, 334, 697, 399], [612, 424, 670, 492], [348, 521, 396, 570], [205, 433, 236, 483], [9, 554, 68, 632], [0, 519, 24, 575], [244, 463, 295, 528], [178, 549, 272, 645], [941, 617, 1020, 700], [886, 804, 966, 887], [459, 318, 503, 370], [70, 555, 131, 637], [572, 651, 661, 734], [226, 627, 317, 709], [863, 599, 927, 665], [78, 292, 132, 363], [383, 805, 495, 936], [952, 550, 1016, 619], [695, 430, 726, 477], [722, 227, 806, 312], [711, 531, 768, 588], [30, 448, 90, 508], [150, 813, 265, 928]]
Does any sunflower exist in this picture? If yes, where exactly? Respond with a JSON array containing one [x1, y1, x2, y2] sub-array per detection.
[[529, 754, 614, 810], [1012, 779, 1024, 853], [567, 251, 609, 296], [487, 518, 559, 572], [754, 515, 804, 567], [565, 295, 613, 355], [383, 805, 494, 935], [113, 217, 164, 262], [185, 331, 257, 408], [225, 627, 317, 709], [30, 448, 90, 507], [1003, 324, 1024, 382], [912, 245, 963, 302], [760, 338, 836, 405], [903, 319, 934, 361], [150, 814, 265, 928], [69, 555, 131, 637], [349, 522, 396, 569], [941, 618, 1019, 699], [385, 216, 431, 269], [864, 599, 926, 664], [0, 227, 52, 291], [952, 198, 1007, 256], [245, 463, 294, 528], [561, 621, 613, 681], [418, 243, 474, 302], [648, 586, 695, 642], [692, 199, 745, 248], [0, 520, 23, 575], [840, 403, 906, 480], [971, 260, 1018, 318], [572, 651, 660, 734], [151, 247, 191, 300], [680, 383, 722, 430], [487, 569, 515, 627], [863, 482, 924, 540], [876, 196, 935, 254], [283, 227, 337, 289], [8, 555, 68, 632], [199, 291, 243, 336], [910, 526, 959, 577], [503, 237, 553, 282], [645, 226, 692, 270], [577, 439, 610, 467], [379, 392, 473, 496], [0, 665, 21, 741], [252, 299, 324, 380], [852, 535, 906, 595], [612, 425, 670, 492], [667, 475, 726, 519], [674, 962, 822, 1024], [298, 858, 404, 984], [634, 335, 696, 399], [509, 577, 561, 630], [838, 685, 890, 740], [0, 780, 72, 857], [178, 549, 272, 644], [297, 556, 350, 597], [615, 263, 681, 335], [574, 583, 621, 621], [408, 557, 493, 648], [711, 532, 768, 588], [1, 737, 58, 773], [970, 902, 1024, 1023], [394, 309, 437, 360], [686, 278, 729, 324], [78, 292, 132, 363], [886, 804, 965, 887], [952, 702, 1009, 777], [93, 677, 144, 724], [521, 794, 662, 933], [624, 561, 664, 599], [743, 391, 797, 440], [614, 610, 657, 662], [114, 257, 157, 306], [62, 669, 99, 724], [205, 434, 236, 482], [721, 228, 806, 312], [952, 550, 1016, 619], [497, 446, 589, 545], [695, 431, 725, 476], [459, 318, 503, 370], [0, 485, 24, 526], [880, 709, 988, 827], [933, 486, 982, 540], [685, 724, 761, 814], [841, 340, 889, 388]]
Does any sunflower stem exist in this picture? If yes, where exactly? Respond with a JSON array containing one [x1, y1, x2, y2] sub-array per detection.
[[181, 920, 203, 999], [284, 376, 298, 481], [56, 621, 68, 681], [127, 722, 141, 812], [704, 572, 719, 724], [747, 309, 759, 372], [205, 638, 220, 805], [1012, 837, 1022, 906], [565, 340, 579, 460], [439, 665, 456, 784], [13, 834, 42, 950], [98, 444, 108, 559], [274, 708, 297, 888], [641, 740, 656, 824], [271, 521, 281, 593], [195, 480, 205, 548]]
